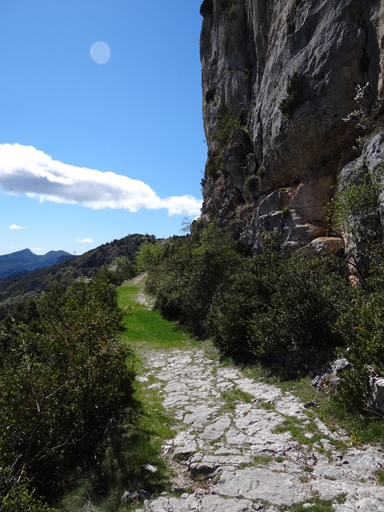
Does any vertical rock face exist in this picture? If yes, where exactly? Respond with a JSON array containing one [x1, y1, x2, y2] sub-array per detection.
[[200, 0, 384, 252]]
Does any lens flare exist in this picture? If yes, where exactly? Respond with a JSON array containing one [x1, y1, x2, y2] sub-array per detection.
[[90, 42, 111, 65]]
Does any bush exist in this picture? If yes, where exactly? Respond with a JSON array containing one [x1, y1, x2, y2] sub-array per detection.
[[205, 103, 241, 180], [137, 222, 241, 338], [208, 247, 352, 366], [207, 248, 280, 359], [336, 266, 384, 410], [279, 72, 301, 120], [0, 276, 135, 501], [243, 174, 259, 196], [247, 253, 351, 364]]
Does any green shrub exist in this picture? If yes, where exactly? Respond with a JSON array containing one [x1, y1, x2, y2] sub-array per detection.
[[244, 174, 259, 196], [328, 163, 381, 284], [281, 206, 290, 218], [336, 267, 384, 410], [208, 248, 352, 365], [247, 253, 351, 363], [0, 277, 135, 499], [137, 222, 241, 338], [205, 103, 241, 179], [0, 473, 57, 511], [207, 248, 280, 359], [279, 72, 301, 120], [205, 150, 224, 179]]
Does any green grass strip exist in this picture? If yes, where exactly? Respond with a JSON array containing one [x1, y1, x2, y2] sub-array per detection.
[[118, 280, 198, 349]]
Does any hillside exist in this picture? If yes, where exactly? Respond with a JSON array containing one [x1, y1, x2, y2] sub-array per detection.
[[0, 233, 156, 315]]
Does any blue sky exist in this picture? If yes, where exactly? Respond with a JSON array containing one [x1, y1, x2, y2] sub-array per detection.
[[0, 0, 206, 255]]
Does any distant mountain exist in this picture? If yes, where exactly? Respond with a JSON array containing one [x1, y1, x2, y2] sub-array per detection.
[[0, 234, 157, 314], [0, 249, 75, 278]]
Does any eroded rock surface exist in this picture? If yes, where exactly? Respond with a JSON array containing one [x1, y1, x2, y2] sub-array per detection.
[[200, 0, 384, 253], [135, 348, 384, 512]]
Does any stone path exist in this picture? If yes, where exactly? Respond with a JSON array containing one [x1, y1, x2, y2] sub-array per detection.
[[132, 348, 384, 511]]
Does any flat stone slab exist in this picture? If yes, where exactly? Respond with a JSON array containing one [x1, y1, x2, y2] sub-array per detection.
[[214, 467, 310, 505], [141, 492, 257, 512], [183, 404, 220, 428], [199, 416, 231, 440], [235, 410, 286, 434], [311, 477, 384, 504]]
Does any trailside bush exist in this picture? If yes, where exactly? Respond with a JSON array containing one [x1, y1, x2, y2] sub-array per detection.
[[208, 247, 352, 366], [137, 222, 241, 338], [336, 266, 384, 410], [207, 247, 280, 359], [0, 276, 135, 503], [140, 224, 352, 364], [178, 223, 241, 337], [248, 253, 352, 364], [0, 473, 57, 512]]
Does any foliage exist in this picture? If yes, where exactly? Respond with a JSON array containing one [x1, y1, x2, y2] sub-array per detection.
[[208, 247, 351, 365], [0, 276, 135, 505], [205, 149, 223, 179], [224, 0, 240, 19], [136, 222, 242, 339], [328, 162, 381, 284], [210, 103, 241, 150], [335, 264, 384, 410], [330, 164, 380, 242], [243, 174, 259, 196], [342, 82, 383, 148], [139, 225, 351, 367], [0, 473, 57, 512], [58, 368, 175, 511], [205, 103, 241, 180], [279, 72, 301, 120], [281, 206, 290, 218], [100, 255, 135, 285]]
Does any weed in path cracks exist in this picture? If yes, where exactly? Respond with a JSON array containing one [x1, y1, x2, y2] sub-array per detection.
[[280, 497, 346, 511], [220, 387, 254, 412]]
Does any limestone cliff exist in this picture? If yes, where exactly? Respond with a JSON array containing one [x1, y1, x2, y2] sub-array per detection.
[[200, 0, 384, 252]]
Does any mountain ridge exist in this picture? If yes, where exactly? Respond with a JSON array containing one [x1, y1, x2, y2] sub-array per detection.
[[0, 248, 75, 278]]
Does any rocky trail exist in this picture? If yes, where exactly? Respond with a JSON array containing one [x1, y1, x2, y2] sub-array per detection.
[[125, 280, 384, 512]]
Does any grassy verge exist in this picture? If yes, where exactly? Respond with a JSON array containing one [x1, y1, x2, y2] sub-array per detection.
[[56, 356, 175, 512]]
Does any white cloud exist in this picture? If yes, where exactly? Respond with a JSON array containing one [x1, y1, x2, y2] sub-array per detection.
[[31, 248, 45, 252], [0, 144, 202, 216], [8, 224, 25, 230], [76, 238, 93, 243]]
